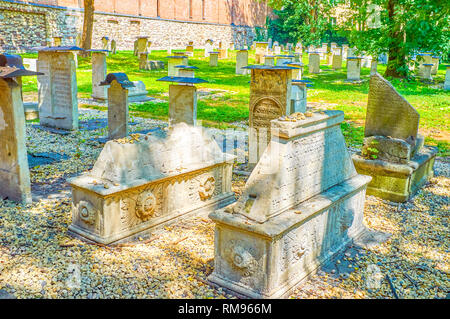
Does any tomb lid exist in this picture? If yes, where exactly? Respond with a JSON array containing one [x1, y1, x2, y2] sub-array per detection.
[[242, 65, 298, 70], [255, 41, 269, 44], [432, 56, 440, 58], [264, 55, 275, 57], [422, 63, 433, 66], [173, 51, 186, 55], [137, 36, 149, 38], [99, 73, 135, 88], [0, 66, 43, 78], [174, 65, 198, 69], [157, 76, 208, 84], [416, 53, 432, 56], [69, 124, 236, 194], [284, 62, 303, 66], [86, 49, 110, 52], [0, 54, 26, 69], [276, 54, 295, 57], [292, 79, 312, 83], [166, 55, 187, 59], [34, 45, 84, 52], [308, 51, 321, 54], [237, 49, 248, 51], [209, 51, 220, 54], [101, 36, 109, 40], [347, 56, 363, 59]]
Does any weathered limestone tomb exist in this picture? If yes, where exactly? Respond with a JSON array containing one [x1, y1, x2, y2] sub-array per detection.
[[89, 49, 109, 101], [243, 65, 294, 164], [99, 73, 135, 140], [37, 46, 82, 130], [352, 74, 437, 202], [236, 49, 249, 75], [0, 54, 42, 204], [209, 110, 387, 298], [68, 124, 235, 244], [157, 75, 207, 127]]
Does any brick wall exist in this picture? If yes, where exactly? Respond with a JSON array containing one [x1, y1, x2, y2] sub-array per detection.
[[0, 0, 269, 52]]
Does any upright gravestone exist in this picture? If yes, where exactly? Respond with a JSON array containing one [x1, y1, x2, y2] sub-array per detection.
[[342, 44, 349, 59], [100, 73, 135, 140], [186, 43, 194, 57], [236, 49, 249, 75], [110, 40, 117, 54], [205, 39, 214, 57], [347, 57, 362, 81], [219, 42, 228, 59], [308, 52, 320, 74], [209, 51, 219, 67], [352, 74, 437, 202], [167, 55, 187, 76], [243, 65, 295, 164], [135, 36, 149, 56], [370, 58, 378, 75], [157, 75, 208, 127], [209, 110, 387, 298], [332, 48, 343, 70], [444, 65, 450, 90], [431, 56, 439, 75], [264, 55, 275, 67], [255, 42, 269, 64], [0, 54, 43, 204], [101, 36, 110, 52], [420, 64, 433, 81], [89, 49, 108, 101], [37, 46, 83, 130], [416, 53, 432, 77]]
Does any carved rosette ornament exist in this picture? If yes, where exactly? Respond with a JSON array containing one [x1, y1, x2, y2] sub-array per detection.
[[78, 200, 96, 225], [199, 176, 215, 201], [135, 190, 158, 221], [224, 240, 258, 277]]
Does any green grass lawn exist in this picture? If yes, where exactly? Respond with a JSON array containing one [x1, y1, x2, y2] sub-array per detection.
[[20, 49, 449, 156]]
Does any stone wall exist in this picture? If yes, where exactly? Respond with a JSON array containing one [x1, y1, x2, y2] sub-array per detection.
[[0, 0, 267, 52]]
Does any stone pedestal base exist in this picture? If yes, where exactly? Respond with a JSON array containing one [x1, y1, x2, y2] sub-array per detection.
[[352, 146, 437, 202], [208, 175, 373, 298]]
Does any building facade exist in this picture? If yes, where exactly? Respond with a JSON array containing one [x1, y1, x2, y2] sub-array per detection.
[[0, 0, 272, 52]]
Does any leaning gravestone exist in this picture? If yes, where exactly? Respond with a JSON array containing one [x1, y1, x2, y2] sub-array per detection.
[[0, 54, 43, 204], [89, 49, 109, 101], [68, 123, 236, 244], [100, 73, 135, 139], [352, 74, 437, 202], [37, 46, 83, 130], [209, 110, 388, 298]]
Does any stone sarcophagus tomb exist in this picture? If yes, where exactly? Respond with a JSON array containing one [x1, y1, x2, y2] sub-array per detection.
[[352, 74, 437, 202], [69, 124, 236, 244], [0, 54, 43, 204], [36, 46, 83, 130], [209, 110, 387, 298]]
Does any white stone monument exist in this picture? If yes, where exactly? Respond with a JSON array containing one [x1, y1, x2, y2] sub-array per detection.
[[90, 50, 108, 101], [308, 52, 320, 74], [236, 49, 249, 75]]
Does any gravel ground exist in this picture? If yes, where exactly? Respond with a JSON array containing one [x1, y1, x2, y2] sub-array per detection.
[[0, 108, 448, 299]]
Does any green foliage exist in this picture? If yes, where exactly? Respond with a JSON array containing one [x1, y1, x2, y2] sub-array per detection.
[[266, 0, 337, 45], [337, 0, 450, 77]]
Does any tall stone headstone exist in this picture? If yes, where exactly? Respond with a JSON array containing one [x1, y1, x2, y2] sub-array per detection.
[[68, 123, 235, 245], [244, 65, 294, 164], [209, 52, 219, 67], [205, 39, 214, 57], [236, 49, 249, 75], [332, 50, 343, 70], [352, 74, 437, 202], [37, 47, 82, 130], [347, 57, 362, 81], [370, 58, 378, 75], [136, 37, 149, 56], [209, 110, 386, 298], [420, 64, 433, 81], [444, 65, 450, 90], [0, 54, 42, 204], [110, 40, 117, 54], [308, 52, 320, 74], [91, 50, 108, 101], [100, 73, 134, 140], [255, 42, 269, 64]]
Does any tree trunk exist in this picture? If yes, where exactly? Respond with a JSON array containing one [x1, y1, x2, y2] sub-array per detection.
[[384, 0, 408, 78], [80, 0, 95, 57]]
